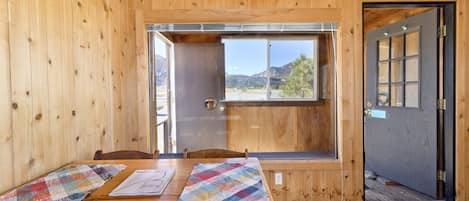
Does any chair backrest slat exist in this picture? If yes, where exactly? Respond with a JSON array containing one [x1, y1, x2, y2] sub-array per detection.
[[183, 148, 248, 159], [93, 150, 159, 160]]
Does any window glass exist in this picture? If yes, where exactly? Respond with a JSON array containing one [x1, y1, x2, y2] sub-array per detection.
[[156, 37, 169, 115], [379, 38, 389, 61], [405, 83, 419, 108], [378, 61, 389, 83], [376, 30, 421, 108], [406, 57, 419, 82], [223, 38, 318, 101], [378, 85, 389, 106], [269, 40, 316, 99], [391, 60, 403, 82], [391, 84, 403, 107], [406, 31, 419, 56], [391, 35, 404, 59], [224, 39, 268, 101]]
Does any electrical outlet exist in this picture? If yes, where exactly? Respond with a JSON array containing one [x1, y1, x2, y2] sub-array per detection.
[[275, 172, 283, 185]]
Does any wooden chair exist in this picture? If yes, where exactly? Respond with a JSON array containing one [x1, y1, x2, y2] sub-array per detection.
[[183, 148, 248, 159], [93, 150, 159, 160]]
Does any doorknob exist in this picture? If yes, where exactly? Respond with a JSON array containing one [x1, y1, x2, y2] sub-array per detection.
[[204, 97, 217, 110], [364, 101, 373, 116]]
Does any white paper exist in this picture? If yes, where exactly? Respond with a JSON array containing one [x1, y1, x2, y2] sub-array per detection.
[[109, 168, 175, 196]]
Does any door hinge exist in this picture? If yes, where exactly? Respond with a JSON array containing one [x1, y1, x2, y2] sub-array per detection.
[[438, 25, 447, 37], [438, 170, 446, 182], [437, 99, 446, 110]]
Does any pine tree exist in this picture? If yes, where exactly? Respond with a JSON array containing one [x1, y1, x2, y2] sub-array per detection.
[[280, 55, 315, 98]]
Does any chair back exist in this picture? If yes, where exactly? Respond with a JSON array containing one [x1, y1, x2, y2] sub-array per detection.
[[183, 148, 248, 159], [93, 150, 159, 160]]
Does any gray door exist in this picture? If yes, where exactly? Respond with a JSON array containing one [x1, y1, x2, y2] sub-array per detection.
[[365, 9, 439, 198], [174, 44, 226, 152]]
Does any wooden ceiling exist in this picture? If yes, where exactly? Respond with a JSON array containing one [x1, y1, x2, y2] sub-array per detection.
[[364, 7, 433, 33]]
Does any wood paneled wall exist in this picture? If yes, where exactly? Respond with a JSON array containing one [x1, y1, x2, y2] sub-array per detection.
[[140, 0, 468, 200], [455, 0, 468, 200], [227, 104, 334, 152], [1, 0, 467, 200], [0, 0, 150, 193], [140, 0, 362, 200], [263, 169, 342, 200]]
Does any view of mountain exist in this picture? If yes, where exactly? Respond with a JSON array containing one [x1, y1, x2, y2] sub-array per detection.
[[155, 55, 168, 85], [226, 62, 293, 89]]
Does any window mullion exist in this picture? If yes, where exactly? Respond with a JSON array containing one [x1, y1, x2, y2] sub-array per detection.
[[266, 39, 272, 99]]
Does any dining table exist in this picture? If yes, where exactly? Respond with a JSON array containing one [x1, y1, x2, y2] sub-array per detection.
[[74, 158, 273, 201]]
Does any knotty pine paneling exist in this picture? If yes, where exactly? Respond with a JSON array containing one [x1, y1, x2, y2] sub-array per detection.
[[227, 104, 334, 153], [455, 0, 469, 200], [0, 0, 150, 193], [263, 169, 342, 201], [1, 0, 468, 200], [0, 0, 14, 192], [137, 0, 469, 200]]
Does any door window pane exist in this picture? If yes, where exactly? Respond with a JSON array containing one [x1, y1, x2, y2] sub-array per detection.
[[269, 40, 317, 99], [391, 35, 404, 59], [406, 57, 419, 82], [405, 83, 419, 107], [379, 38, 389, 61], [391, 84, 403, 107], [378, 85, 389, 106], [378, 61, 389, 83], [391, 60, 403, 82], [406, 32, 419, 56]]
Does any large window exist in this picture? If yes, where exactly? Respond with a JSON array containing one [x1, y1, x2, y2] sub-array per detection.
[[223, 37, 319, 101]]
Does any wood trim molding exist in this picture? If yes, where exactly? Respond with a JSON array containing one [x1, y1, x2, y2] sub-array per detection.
[[144, 8, 341, 24], [260, 160, 342, 170]]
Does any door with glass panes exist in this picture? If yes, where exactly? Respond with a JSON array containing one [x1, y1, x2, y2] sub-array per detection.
[[365, 9, 439, 198]]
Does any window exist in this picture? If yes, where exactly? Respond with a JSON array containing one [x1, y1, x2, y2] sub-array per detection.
[[377, 30, 420, 108], [155, 36, 170, 114], [223, 37, 319, 101]]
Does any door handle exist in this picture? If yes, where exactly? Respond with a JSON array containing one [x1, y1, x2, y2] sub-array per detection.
[[364, 101, 373, 117], [364, 108, 372, 116], [204, 97, 217, 110]]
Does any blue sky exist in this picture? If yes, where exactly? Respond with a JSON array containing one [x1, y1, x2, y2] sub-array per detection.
[[155, 37, 167, 58], [223, 39, 315, 75]]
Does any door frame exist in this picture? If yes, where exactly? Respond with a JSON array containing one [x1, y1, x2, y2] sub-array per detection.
[[362, 3, 456, 200]]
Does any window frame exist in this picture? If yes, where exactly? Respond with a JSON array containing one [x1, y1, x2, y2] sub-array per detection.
[[222, 35, 320, 103]]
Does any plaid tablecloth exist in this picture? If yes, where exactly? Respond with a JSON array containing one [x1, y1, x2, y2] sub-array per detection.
[[0, 164, 126, 201], [178, 162, 270, 201]]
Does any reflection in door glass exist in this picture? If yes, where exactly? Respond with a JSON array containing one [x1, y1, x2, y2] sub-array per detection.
[[406, 32, 419, 56], [378, 61, 389, 83], [378, 85, 389, 106], [406, 57, 419, 82], [379, 38, 389, 61], [405, 83, 419, 108], [391, 84, 403, 107], [391, 60, 403, 82], [375, 30, 421, 108], [391, 35, 404, 59]]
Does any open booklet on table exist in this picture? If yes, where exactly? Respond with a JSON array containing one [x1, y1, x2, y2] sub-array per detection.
[[109, 168, 175, 196]]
